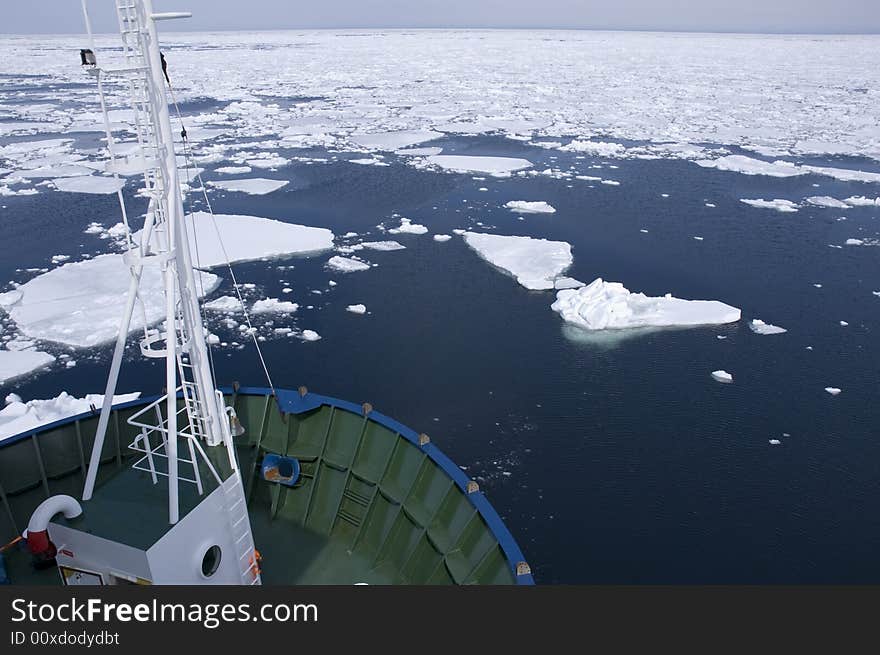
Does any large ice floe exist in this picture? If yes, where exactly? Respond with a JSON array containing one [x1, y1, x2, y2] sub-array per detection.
[[0, 350, 56, 384], [207, 178, 288, 195], [550, 278, 741, 330], [137, 212, 334, 267], [425, 155, 533, 176], [461, 232, 572, 290], [0, 392, 140, 442], [0, 213, 333, 347], [51, 175, 125, 194], [0, 254, 221, 348]]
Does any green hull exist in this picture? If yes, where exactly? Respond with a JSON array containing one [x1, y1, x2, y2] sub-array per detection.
[[0, 387, 532, 585]]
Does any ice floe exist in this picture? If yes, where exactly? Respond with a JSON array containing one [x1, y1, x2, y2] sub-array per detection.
[[844, 196, 880, 207], [740, 198, 800, 213], [800, 165, 880, 184], [300, 330, 321, 341], [697, 155, 804, 178], [824, 387, 842, 396], [359, 240, 406, 251], [559, 140, 626, 157], [805, 196, 849, 209], [550, 278, 741, 330], [749, 319, 787, 335], [326, 256, 371, 273], [425, 155, 532, 175], [208, 178, 288, 195], [0, 349, 55, 384], [433, 234, 452, 242], [205, 295, 243, 312], [0, 254, 221, 348], [1, 213, 331, 347], [51, 176, 125, 195], [0, 391, 141, 442], [387, 218, 428, 235], [462, 232, 572, 291], [252, 298, 299, 314], [346, 304, 367, 315], [350, 130, 439, 151], [711, 370, 733, 383], [137, 212, 334, 267], [504, 200, 556, 214]]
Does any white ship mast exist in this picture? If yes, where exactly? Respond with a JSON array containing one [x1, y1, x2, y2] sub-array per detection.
[[76, 0, 260, 584]]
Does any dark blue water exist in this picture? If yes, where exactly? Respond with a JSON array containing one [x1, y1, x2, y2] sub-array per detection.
[[2, 128, 879, 583]]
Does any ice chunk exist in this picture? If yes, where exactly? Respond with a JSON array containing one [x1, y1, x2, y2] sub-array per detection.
[[136, 212, 333, 267], [740, 198, 799, 212], [0, 350, 55, 384], [300, 330, 321, 341], [845, 239, 863, 246], [52, 176, 125, 195], [559, 140, 626, 157], [346, 304, 367, 314], [769, 439, 781, 445], [711, 370, 733, 383], [749, 319, 787, 335], [208, 178, 288, 195], [433, 234, 452, 242], [554, 277, 585, 290], [252, 298, 298, 314], [426, 155, 532, 175], [504, 200, 556, 214], [387, 218, 428, 235], [824, 387, 841, 395], [0, 391, 141, 442], [326, 256, 371, 273], [462, 232, 572, 290], [551, 278, 741, 330]]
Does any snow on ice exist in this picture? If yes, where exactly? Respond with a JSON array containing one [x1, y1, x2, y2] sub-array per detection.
[[0, 392, 141, 442]]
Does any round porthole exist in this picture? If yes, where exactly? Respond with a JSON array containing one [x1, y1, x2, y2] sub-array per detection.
[[201, 545, 222, 577]]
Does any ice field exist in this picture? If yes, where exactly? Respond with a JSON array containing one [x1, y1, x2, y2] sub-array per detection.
[[0, 29, 879, 582]]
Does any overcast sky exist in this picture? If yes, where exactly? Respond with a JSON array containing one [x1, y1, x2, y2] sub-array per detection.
[[5, 0, 880, 34]]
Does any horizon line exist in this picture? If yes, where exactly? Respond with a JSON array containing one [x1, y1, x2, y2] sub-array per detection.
[[1, 26, 879, 37]]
